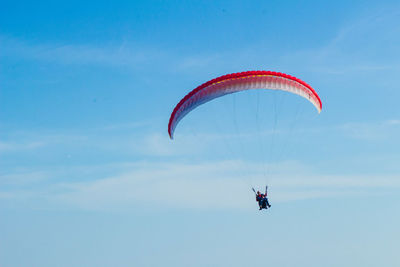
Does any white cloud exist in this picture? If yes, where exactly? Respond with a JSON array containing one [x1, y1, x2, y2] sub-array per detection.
[[52, 160, 400, 210], [0, 171, 49, 186], [0, 36, 228, 74], [338, 120, 400, 140], [2, 8, 399, 77], [0, 36, 164, 68], [0, 141, 45, 152], [385, 119, 400, 125], [2, 116, 398, 160], [281, 9, 400, 74], [2, 160, 398, 211]]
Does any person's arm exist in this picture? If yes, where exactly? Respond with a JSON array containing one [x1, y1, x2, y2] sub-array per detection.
[[252, 188, 257, 196]]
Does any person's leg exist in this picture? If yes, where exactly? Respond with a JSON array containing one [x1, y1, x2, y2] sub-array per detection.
[[265, 198, 271, 207], [261, 199, 267, 209]]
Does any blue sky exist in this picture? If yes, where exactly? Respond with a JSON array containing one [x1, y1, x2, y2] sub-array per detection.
[[1, 0, 400, 266]]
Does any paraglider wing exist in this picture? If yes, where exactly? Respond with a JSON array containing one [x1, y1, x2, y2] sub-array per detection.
[[168, 71, 322, 139]]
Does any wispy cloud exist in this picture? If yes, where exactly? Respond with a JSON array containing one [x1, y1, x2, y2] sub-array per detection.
[[0, 132, 87, 153], [0, 140, 45, 152], [0, 35, 223, 75], [1, 117, 399, 159], [0, 171, 49, 186], [2, 8, 399, 77], [2, 160, 399, 211], [0, 36, 165, 68], [281, 9, 400, 75], [385, 119, 400, 125], [338, 120, 400, 141], [48, 160, 400, 210]]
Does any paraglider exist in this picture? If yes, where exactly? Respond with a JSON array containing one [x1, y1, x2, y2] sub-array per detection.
[[168, 70, 322, 139], [253, 186, 271, 210], [168, 70, 322, 211]]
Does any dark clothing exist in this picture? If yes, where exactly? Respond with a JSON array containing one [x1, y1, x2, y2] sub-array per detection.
[[262, 197, 270, 208], [256, 192, 270, 209], [256, 193, 264, 208]]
